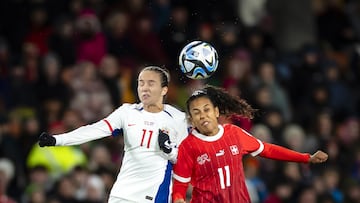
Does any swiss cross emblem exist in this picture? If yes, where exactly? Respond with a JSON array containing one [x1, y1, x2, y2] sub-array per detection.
[[230, 145, 239, 155]]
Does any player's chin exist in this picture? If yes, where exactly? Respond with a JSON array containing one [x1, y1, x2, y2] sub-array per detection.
[[199, 127, 215, 136], [140, 96, 151, 103]]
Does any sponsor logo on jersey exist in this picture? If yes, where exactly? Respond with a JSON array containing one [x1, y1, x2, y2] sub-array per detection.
[[197, 153, 210, 165], [230, 145, 239, 155], [144, 121, 154, 126], [216, 149, 225, 157]]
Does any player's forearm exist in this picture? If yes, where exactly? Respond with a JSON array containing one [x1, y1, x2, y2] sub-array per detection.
[[259, 143, 310, 163], [55, 121, 111, 146], [172, 180, 188, 202]]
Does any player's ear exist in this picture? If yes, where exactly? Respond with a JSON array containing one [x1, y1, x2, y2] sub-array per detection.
[[190, 118, 196, 127], [215, 106, 220, 118], [161, 86, 168, 96]]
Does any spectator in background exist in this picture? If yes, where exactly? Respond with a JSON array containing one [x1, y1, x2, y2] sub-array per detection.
[[35, 53, 71, 109], [322, 167, 344, 203], [250, 124, 277, 184], [75, 9, 106, 66], [160, 3, 191, 69], [98, 55, 123, 107], [236, 0, 268, 28], [258, 106, 286, 144], [0, 158, 16, 203], [244, 156, 268, 203], [294, 83, 331, 131], [222, 49, 253, 101], [251, 59, 292, 122], [196, 22, 217, 46], [69, 61, 113, 123], [50, 174, 78, 203], [150, 0, 172, 32], [289, 45, 324, 111], [84, 174, 106, 203], [0, 38, 11, 79], [103, 11, 135, 62], [281, 124, 307, 152], [216, 23, 243, 59], [24, 6, 52, 57], [251, 124, 273, 143], [263, 179, 295, 203], [48, 15, 76, 67], [129, 12, 168, 65], [315, 0, 356, 51], [87, 144, 116, 173], [7, 64, 38, 108], [297, 187, 319, 203], [323, 60, 355, 122], [23, 165, 50, 203]]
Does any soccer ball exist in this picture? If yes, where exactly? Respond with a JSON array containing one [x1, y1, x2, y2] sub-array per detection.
[[179, 41, 219, 79]]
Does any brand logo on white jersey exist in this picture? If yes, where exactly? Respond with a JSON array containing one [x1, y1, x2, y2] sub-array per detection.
[[144, 121, 154, 126], [197, 153, 210, 165], [216, 149, 225, 157], [230, 145, 239, 155]]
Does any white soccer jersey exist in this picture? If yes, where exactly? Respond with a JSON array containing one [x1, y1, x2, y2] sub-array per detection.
[[54, 103, 189, 203]]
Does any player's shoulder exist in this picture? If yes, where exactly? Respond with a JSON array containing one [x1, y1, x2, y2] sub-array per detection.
[[117, 103, 141, 110], [111, 103, 142, 115], [223, 124, 253, 137], [223, 124, 245, 133], [180, 131, 200, 147], [223, 123, 241, 130], [163, 104, 186, 119]]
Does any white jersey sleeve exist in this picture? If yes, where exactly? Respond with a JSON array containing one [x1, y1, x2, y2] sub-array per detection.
[[54, 104, 129, 146]]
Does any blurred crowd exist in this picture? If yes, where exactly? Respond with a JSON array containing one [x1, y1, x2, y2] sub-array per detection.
[[0, 0, 360, 202]]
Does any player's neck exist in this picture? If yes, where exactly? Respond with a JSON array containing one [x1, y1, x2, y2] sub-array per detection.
[[143, 103, 164, 113]]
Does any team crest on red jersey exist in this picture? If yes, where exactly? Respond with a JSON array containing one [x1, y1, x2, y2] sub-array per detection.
[[197, 153, 210, 165], [230, 145, 239, 155]]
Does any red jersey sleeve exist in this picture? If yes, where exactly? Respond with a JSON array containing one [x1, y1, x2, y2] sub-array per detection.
[[172, 139, 194, 201], [236, 127, 264, 156], [172, 180, 188, 202], [259, 142, 311, 163]]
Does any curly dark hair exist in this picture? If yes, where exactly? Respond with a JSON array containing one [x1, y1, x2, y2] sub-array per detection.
[[186, 85, 256, 119]]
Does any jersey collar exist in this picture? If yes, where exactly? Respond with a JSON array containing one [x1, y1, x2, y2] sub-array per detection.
[[192, 125, 224, 142]]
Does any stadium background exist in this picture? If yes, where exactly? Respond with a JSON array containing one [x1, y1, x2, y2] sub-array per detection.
[[0, 0, 360, 202]]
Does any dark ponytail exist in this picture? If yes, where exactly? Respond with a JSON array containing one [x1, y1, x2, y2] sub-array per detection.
[[186, 85, 256, 119]]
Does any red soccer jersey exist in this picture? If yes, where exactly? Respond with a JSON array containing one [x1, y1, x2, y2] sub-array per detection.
[[173, 124, 263, 203]]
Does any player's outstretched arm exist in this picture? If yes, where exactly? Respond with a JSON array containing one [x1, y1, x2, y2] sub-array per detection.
[[309, 150, 328, 163], [259, 143, 328, 164], [38, 132, 56, 147]]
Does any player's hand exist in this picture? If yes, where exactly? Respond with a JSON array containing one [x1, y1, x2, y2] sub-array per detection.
[[38, 132, 56, 147], [309, 150, 328, 164], [174, 199, 186, 203], [158, 129, 172, 154]]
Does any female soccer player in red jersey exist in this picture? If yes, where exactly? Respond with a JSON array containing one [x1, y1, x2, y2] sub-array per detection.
[[172, 85, 328, 203]]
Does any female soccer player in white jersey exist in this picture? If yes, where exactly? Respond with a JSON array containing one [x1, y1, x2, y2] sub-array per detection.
[[38, 66, 189, 203], [172, 85, 328, 203]]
